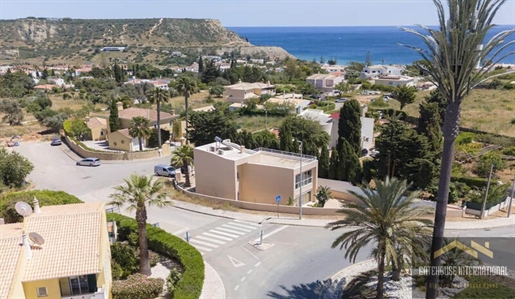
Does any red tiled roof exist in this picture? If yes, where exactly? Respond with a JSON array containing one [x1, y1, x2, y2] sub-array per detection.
[[118, 107, 175, 122], [330, 112, 340, 119]]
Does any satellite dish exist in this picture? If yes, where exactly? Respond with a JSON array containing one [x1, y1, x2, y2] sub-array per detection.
[[15, 202, 33, 217], [29, 232, 45, 245]]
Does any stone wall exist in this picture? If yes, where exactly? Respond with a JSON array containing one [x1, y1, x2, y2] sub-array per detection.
[[64, 136, 171, 160]]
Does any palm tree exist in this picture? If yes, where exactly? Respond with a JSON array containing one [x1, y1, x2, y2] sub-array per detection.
[[175, 75, 196, 142], [171, 144, 194, 188], [108, 174, 171, 276], [326, 177, 433, 299], [129, 116, 152, 151], [147, 87, 169, 148], [399, 1, 514, 297]]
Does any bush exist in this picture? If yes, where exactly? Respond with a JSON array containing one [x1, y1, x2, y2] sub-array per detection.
[[502, 146, 515, 156], [0, 148, 34, 188], [167, 268, 183, 296], [112, 273, 164, 299], [111, 243, 139, 280], [455, 142, 483, 155], [0, 190, 83, 223], [451, 175, 488, 189], [107, 213, 204, 299], [474, 133, 515, 147], [456, 132, 475, 145], [476, 151, 506, 177]]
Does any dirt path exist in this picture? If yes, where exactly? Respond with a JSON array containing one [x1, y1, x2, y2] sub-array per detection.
[[148, 18, 163, 37]]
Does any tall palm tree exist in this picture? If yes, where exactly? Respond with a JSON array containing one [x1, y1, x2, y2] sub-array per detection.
[[326, 177, 433, 299], [108, 174, 171, 276], [129, 116, 152, 151], [147, 87, 169, 148], [171, 144, 194, 188], [175, 75, 196, 142], [399, 1, 514, 297]]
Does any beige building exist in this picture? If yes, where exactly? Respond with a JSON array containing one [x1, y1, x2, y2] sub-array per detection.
[[373, 75, 415, 87], [306, 73, 345, 92], [118, 107, 178, 130], [194, 140, 318, 205], [0, 202, 112, 299], [85, 117, 109, 141], [108, 128, 137, 152], [223, 81, 276, 103]]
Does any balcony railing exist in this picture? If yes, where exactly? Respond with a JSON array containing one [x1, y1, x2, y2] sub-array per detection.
[[254, 148, 317, 161]]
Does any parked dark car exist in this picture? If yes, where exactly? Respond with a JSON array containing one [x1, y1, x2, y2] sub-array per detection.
[[361, 148, 369, 157], [50, 138, 62, 146]]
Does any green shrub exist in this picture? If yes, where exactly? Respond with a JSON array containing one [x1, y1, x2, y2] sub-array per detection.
[[455, 142, 483, 155], [455, 275, 515, 298], [475, 133, 515, 147], [167, 268, 183, 296], [451, 175, 488, 189], [502, 146, 515, 156], [112, 273, 164, 299], [0, 190, 83, 223], [111, 243, 139, 280], [107, 213, 204, 299], [456, 132, 475, 145], [476, 151, 506, 177]]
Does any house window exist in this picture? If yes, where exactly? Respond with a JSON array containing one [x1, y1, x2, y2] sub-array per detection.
[[69, 275, 94, 295], [295, 169, 313, 189], [113, 142, 117, 146], [153, 124, 158, 129], [121, 139, 125, 144], [100, 131, 104, 136], [37, 287, 48, 297]]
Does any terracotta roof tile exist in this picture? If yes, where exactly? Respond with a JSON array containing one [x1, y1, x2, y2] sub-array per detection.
[[118, 107, 175, 122], [21, 202, 104, 282], [86, 117, 107, 129], [0, 237, 22, 298], [116, 128, 132, 138]]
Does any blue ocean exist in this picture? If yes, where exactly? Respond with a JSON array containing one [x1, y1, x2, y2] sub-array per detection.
[[229, 26, 515, 65]]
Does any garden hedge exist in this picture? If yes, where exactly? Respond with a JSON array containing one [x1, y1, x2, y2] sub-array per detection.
[[0, 190, 83, 223], [107, 213, 204, 299], [450, 175, 488, 189]]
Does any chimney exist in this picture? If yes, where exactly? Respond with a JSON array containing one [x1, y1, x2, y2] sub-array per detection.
[[22, 232, 32, 260], [240, 145, 245, 153], [33, 197, 41, 214], [116, 101, 123, 111]]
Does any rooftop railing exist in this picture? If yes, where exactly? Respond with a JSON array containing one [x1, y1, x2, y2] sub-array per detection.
[[254, 147, 317, 161]]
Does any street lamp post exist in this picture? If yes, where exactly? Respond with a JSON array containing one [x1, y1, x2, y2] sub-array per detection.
[[297, 140, 303, 220], [265, 109, 268, 129]]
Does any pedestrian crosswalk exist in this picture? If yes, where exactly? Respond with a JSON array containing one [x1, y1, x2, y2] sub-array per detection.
[[189, 220, 262, 254]]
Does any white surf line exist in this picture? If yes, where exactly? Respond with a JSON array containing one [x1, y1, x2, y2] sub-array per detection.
[[215, 227, 246, 235], [203, 232, 233, 241], [252, 225, 289, 243], [234, 220, 262, 227], [209, 229, 240, 238], [234, 285, 239, 291], [189, 239, 219, 248], [255, 262, 261, 267], [196, 235, 226, 245], [228, 222, 259, 230], [221, 224, 252, 232]]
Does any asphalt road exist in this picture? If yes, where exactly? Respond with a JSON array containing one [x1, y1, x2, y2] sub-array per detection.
[[12, 141, 515, 299]]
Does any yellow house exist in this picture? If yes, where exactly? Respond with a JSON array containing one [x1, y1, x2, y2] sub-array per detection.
[[194, 140, 318, 205], [0, 202, 112, 299], [223, 81, 276, 104], [117, 107, 178, 130], [108, 128, 136, 152], [85, 117, 109, 141]]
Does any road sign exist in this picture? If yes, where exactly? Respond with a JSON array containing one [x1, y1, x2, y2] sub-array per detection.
[[275, 195, 281, 203]]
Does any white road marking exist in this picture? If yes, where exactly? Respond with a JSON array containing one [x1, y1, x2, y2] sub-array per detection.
[[228, 255, 246, 268], [241, 277, 246, 282], [255, 262, 261, 267], [252, 225, 289, 243], [241, 245, 260, 261], [196, 235, 226, 245], [234, 285, 239, 291], [190, 239, 219, 248], [216, 227, 246, 235], [234, 220, 262, 227], [191, 244, 213, 252], [247, 270, 253, 275], [229, 222, 260, 230], [210, 229, 240, 238], [222, 224, 252, 232], [203, 232, 233, 241]]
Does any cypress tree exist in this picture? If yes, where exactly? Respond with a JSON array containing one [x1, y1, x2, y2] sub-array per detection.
[[337, 99, 362, 156], [109, 99, 121, 132], [318, 146, 330, 178], [328, 147, 339, 180], [341, 139, 362, 185], [418, 101, 443, 154], [198, 56, 205, 74]]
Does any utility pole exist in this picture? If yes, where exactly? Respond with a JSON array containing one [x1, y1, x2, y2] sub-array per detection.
[[480, 164, 494, 219], [508, 175, 515, 218]]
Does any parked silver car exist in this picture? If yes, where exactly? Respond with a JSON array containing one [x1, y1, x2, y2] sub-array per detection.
[[76, 158, 101, 167], [154, 164, 176, 177]]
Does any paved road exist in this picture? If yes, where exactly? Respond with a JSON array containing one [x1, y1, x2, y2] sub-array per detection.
[[12, 141, 515, 299]]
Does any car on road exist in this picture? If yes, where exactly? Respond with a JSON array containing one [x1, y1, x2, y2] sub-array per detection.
[[50, 138, 62, 146], [76, 157, 101, 167], [361, 148, 369, 157], [369, 148, 380, 158], [154, 164, 176, 177]]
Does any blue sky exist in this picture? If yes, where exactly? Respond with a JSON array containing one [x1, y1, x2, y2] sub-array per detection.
[[0, 0, 514, 26]]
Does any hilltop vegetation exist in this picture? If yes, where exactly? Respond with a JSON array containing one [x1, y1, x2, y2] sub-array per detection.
[[0, 17, 293, 64]]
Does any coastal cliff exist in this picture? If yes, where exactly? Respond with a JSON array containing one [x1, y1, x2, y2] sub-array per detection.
[[0, 18, 294, 64]]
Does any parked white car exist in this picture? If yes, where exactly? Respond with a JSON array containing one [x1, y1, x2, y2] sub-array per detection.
[[76, 157, 101, 167]]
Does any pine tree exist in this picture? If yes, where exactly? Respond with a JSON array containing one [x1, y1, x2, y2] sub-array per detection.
[[109, 99, 121, 132], [337, 99, 362, 156], [328, 147, 339, 180], [318, 146, 330, 178]]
